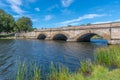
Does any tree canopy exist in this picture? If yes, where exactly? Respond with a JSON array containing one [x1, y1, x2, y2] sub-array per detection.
[[16, 17, 33, 32], [0, 9, 15, 33], [0, 9, 34, 33]]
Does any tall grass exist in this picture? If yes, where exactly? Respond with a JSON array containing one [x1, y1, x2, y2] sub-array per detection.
[[15, 45, 120, 80], [46, 62, 70, 80], [79, 59, 93, 75], [94, 45, 120, 67], [16, 63, 27, 80], [15, 62, 41, 80]]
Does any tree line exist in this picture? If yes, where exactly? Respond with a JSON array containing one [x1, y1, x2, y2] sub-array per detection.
[[0, 9, 34, 33]]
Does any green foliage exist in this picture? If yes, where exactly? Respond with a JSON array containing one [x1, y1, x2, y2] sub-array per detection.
[[0, 8, 33, 33], [69, 73, 85, 80], [49, 62, 69, 80], [15, 62, 120, 80], [16, 63, 27, 80], [86, 65, 120, 80], [0, 9, 16, 33], [16, 17, 33, 32], [94, 45, 120, 67], [79, 59, 93, 75], [92, 35, 101, 39], [15, 62, 41, 80], [33, 66, 41, 80]]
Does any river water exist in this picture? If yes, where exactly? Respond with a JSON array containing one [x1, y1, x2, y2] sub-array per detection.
[[0, 39, 107, 80]]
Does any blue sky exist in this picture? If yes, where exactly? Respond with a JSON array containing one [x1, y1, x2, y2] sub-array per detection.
[[0, 0, 120, 28]]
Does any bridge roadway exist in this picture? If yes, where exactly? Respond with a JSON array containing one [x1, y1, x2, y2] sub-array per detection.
[[16, 22, 120, 44]]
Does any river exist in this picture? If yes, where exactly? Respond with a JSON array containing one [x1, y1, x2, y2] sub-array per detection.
[[0, 39, 107, 80]]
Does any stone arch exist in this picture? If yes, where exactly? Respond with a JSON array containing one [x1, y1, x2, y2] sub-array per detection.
[[75, 32, 109, 42], [37, 33, 47, 40], [51, 32, 70, 41]]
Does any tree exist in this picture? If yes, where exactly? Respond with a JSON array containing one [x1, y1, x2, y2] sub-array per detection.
[[86, 23, 91, 26], [0, 9, 15, 33], [0, 9, 6, 32], [67, 25, 72, 27], [16, 17, 33, 32], [3, 14, 15, 33]]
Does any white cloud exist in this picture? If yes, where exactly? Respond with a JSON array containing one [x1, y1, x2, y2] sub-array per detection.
[[93, 21, 112, 24], [7, 0, 22, 6], [47, 4, 58, 11], [7, 0, 24, 14], [32, 19, 38, 22], [93, 19, 120, 24], [11, 5, 24, 14], [61, 9, 72, 15], [35, 8, 40, 11], [61, 0, 74, 7], [44, 15, 52, 21], [60, 14, 105, 26]]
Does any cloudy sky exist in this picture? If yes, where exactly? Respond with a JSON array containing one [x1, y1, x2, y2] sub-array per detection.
[[0, 0, 120, 28]]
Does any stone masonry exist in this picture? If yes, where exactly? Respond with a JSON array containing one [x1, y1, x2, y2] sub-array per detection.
[[16, 22, 120, 44]]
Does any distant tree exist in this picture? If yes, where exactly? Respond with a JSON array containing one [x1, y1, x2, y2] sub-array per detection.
[[68, 25, 72, 27], [16, 17, 33, 32], [33, 28, 37, 30], [67, 25, 72, 27], [86, 23, 91, 26], [80, 24, 86, 26]]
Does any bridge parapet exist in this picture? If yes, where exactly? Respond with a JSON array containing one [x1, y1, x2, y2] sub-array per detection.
[[35, 22, 120, 32]]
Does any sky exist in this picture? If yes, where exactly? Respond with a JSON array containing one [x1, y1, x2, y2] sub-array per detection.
[[0, 0, 120, 28]]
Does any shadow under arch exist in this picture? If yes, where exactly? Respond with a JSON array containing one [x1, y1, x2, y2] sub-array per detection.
[[76, 33, 107, 42], [52, 34, 68, 41], [37, 34, 46, 40]]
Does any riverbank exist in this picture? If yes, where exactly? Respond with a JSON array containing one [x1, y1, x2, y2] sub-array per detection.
[[0, 33, 15, 39], [14, 45, 120, 80]]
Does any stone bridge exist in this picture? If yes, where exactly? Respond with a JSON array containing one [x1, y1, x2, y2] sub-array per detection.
[[16, 22, 120, 44]]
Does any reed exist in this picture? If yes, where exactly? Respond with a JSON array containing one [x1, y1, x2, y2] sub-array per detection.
[[15, 62, 41, 80], [79, 59, 93, 75], [15, 45, 120, 80], [94, 45, 120, 67], [49, 62, 70, 80]]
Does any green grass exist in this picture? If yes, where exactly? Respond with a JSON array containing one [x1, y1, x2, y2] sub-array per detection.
[[94, 45, 120, 67], [15, 62, 41, 80], [79, 59, 93, 75], [14, 45, 120, 80], [86, 65, 120, 80]]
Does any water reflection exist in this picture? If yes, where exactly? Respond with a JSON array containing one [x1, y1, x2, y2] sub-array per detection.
[[0, 39, 107, 79]]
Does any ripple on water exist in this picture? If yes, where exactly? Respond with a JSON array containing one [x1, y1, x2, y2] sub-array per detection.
[[0, 39, 107, 79]]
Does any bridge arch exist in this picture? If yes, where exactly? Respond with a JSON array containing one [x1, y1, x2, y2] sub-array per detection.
[[51, 32, 70, 41], [75, 32, 108, 42], [37, 34, 47, 40]]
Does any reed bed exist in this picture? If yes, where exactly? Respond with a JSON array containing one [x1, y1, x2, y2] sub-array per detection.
[[15, 45, 120, 80], [94, 45, 120, 67]]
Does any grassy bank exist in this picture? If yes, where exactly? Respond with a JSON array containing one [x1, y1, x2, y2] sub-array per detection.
[[15, 45, 120, 80], [94, 45, 120, 67], [0, 33, 15, 39]]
